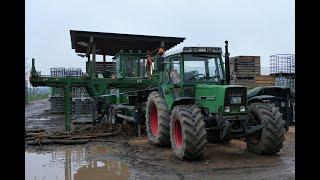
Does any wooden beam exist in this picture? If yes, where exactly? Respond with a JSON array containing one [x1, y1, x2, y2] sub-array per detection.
[[103, 55, 106, 72], [89, 36, 96, 79]]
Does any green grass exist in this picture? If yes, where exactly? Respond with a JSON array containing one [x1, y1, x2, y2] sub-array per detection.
[[26, 93, 49, 102]]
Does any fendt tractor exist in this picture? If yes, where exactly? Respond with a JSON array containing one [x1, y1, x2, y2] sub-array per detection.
[[30, 30, 286, 160]]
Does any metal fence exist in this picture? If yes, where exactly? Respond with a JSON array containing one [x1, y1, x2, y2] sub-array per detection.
[[73, 97, 96, 123], [66, 68, 83, 77], [49, 67, 96, 122], [275, 76, 295, 90], [50, 96, 65, 113], [270, 54, 295, 74], [50, 67, 66, 77]]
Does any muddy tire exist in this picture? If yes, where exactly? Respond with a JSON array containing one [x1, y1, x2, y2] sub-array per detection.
[[246, 103, 286, 155], [146, 91, 170, 146], [170, 105, 207, 160]]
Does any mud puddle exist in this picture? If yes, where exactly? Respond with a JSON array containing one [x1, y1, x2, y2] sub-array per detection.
[[25, 145, 130, 180]]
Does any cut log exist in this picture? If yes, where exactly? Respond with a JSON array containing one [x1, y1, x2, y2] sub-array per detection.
[[26, 139, 89, 146], [25, 132, 45, 138], [26, 139, 53, 146], [54, 139, 89, 145], [25, 137, 36, 141], [25, 129, 45, 133], [66, 135, 93, 140]]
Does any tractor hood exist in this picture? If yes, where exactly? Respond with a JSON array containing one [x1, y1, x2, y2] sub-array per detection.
[[194, 84, 247, 113]]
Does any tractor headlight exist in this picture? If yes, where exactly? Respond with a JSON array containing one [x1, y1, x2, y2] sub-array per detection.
[[240, 106, 245, 112], [224, 106, 230, 112]]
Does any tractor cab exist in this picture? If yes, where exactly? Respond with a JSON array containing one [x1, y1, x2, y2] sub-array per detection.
[[163, 47, 226, 85], [160, 46, 247, 116]]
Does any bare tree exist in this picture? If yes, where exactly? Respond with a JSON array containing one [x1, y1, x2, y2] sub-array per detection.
[[25, 57, 30, 104]]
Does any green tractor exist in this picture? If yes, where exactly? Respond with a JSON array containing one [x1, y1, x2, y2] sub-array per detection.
[[145, 42, 286, 160], [29, 31, 286, 161]]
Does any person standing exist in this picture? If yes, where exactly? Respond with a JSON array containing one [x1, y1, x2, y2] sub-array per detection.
[[146, 51, 153, 78]]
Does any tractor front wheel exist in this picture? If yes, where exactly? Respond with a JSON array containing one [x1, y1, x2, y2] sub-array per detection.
[[170, 105, 207, 160], [146, 91, 170, 146], [246, 103, 286, 154]]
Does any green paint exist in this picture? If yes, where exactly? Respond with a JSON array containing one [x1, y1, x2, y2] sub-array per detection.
[[194, 84, 226, 113]]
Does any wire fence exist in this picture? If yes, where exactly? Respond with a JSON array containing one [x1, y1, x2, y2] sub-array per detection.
[[270, 54, 295, 74]]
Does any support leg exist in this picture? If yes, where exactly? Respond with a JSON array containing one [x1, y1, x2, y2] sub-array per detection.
[[64, 85, 71, 131]]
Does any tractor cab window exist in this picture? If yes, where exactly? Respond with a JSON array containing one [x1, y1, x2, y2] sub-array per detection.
[[170, 58, 181, 84], [183, 54, 223, 83]]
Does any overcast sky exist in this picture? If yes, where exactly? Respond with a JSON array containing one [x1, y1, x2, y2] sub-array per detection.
[[25, 0, 294, 75]]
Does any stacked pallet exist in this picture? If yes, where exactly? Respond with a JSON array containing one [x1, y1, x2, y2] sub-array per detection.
[[255, 75, 275, 86], [229, 56, 260, 80]]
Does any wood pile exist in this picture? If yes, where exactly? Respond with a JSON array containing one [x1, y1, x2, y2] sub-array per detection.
[[231, 75, 275, 88], [255, 75, 275, 86], [229, 56, 260, 80], [25, 124, 125, 146]]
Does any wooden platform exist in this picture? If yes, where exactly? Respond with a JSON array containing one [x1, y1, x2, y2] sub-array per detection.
[[231, 75, 275, 88]]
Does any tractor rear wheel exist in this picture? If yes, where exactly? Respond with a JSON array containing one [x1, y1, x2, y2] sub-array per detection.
[[146, 91, 170, 146], [246, 103, 286, 154], [170, 105, 207, 160]]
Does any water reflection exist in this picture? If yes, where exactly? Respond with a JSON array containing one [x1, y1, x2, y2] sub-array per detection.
[[25, 146, 130, 180]]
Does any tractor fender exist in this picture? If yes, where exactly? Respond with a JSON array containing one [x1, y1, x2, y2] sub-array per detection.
[[147, 87, 164, 96], [247, 95, 276, 105], [171, 97, 195, 110]]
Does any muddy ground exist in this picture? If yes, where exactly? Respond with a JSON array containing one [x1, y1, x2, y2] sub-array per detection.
[[25, 99, 295, 180]]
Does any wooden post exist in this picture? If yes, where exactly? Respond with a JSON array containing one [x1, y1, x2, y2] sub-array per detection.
[[92, 44, 96, 79], [103, 55, 106, 73], [91, 36, 96, 79], [64, 85, 71, 131], [87, 53, 92, 77]]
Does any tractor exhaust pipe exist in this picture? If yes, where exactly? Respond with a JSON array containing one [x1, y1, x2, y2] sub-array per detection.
[[225, 41, 230, 85], [31, 58, 37, 77]]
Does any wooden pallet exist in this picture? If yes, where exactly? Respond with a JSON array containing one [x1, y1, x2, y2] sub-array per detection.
[[229, 56, 261, 79], [255, 75, 275, 86]]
